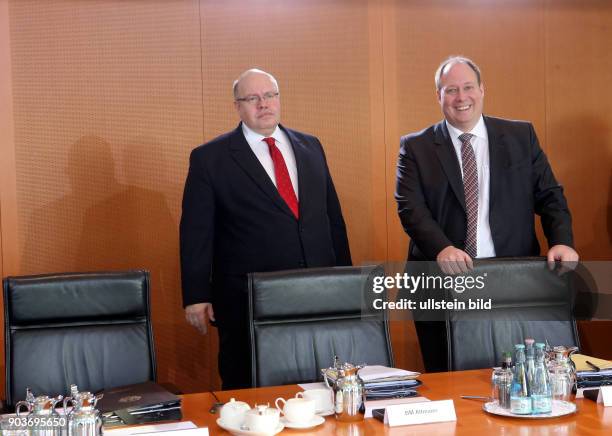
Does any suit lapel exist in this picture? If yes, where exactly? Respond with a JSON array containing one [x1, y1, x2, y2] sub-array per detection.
[[484, 116, 505, 211], [228, 124, 296, 218], [434, 121, 466, 212]]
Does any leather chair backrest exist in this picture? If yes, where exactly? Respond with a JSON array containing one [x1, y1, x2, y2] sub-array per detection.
[[446, 258, 580, 370], [249, 266, 393, 387], [3, 270, 156, 407]]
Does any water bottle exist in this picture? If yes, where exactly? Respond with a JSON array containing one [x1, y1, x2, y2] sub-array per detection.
[[491, 352, 512, 409], [524, 338, 535, 395], [510, 344, 532, 414], [531, 343, 552, 414]]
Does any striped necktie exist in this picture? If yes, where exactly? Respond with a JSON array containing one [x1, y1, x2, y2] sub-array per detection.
[[459, 133, 478, 258]]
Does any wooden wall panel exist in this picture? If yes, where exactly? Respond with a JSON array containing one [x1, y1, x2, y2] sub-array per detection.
[[195, 0, 387, 390], [545, 0, 612, 261], [385, 0, 548, 372], [1, 0, 18, 398], [545, 0, 612, 358], [1, 0, 19, 277], [8, 0, 204, 392], [198, 0, 384, 264], [1, 0, 610, 395], [386, 0, 546, 262]]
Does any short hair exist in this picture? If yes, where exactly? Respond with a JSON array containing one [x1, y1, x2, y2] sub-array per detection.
[[232, 69, 279, 99], [435, 56, 482, 90]]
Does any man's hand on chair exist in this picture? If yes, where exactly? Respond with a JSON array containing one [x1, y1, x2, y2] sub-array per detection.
[[436, 245, 474, 275], [547, 244, 579, 275]]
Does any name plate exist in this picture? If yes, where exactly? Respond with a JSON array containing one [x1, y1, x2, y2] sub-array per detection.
[[384, 399, 457, 427], [598, 386, 612, 407]]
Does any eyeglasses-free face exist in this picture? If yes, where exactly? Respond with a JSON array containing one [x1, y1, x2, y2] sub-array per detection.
[[234, 73, 281, 136], [437, 62, 484, 132]]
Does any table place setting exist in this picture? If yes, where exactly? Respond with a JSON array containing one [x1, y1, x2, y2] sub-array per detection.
[[216, 399, 283, 436], [295, 388, 335, 416], [275, 396, 326, 429]]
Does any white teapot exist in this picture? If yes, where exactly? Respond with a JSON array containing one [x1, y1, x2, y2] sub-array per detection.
[[243, 405, 280, 433], [219, 398, 251, 428]]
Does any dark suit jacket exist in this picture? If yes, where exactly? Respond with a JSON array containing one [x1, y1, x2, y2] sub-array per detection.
[[180, 123, 351, 324], [395, 116, 574, 260]]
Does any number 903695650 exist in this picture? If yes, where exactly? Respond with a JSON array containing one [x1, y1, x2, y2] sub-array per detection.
[[1, 416, 67, 430]]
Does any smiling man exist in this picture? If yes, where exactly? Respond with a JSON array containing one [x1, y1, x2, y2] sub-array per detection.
[[180, 68, 351, 389], [396, 56, 577, 269], [395, 55, 578, 372]]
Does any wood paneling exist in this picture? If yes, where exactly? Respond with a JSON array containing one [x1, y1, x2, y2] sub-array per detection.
[[7, 0, 204, 392], [0, 0, 19, 277], [196, 0, 386, 390], [386, 0, 547, 262], [545, 0, 612, 260], [0, 0, 18, 398], [545, 0, 612, 357], [198, 0, 383, 265], [0, 0, 610, 394], [385, 0, 549, 372]]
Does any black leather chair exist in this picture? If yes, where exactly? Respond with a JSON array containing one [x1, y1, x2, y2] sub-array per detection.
[[3, 270, 156, 408], [248, 266, 393, 387], [419, 258, 581, 371]]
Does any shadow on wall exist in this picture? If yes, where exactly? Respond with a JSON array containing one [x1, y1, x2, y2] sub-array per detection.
[[553, 113, 612, 359], [557, 115, 612, 260], [22, 136, 117, 273], [23, 135, 217, 391], [75, 136, 212, 391]]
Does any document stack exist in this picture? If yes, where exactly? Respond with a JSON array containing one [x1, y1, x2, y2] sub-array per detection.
[[572, 354, 612, 398], [358, 366, 421, 400]]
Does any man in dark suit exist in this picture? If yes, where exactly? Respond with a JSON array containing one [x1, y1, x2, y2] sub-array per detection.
[[395, 56, 578, 370], [180, 69, 351, 389]]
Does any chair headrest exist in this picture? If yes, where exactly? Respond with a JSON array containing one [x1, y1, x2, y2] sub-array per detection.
[[4, 270, 149, 325], [249, 266, 382, 319]]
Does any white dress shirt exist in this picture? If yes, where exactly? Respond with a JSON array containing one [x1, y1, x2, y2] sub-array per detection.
[[242, 123, 299, 199], [446, 117, 496, 258]]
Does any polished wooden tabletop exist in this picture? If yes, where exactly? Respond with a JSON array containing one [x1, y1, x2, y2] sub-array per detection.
[[180, 369, 612, 435]]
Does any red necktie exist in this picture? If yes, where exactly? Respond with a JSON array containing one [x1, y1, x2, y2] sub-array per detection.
[[263, 137, 299, 218], [459, 133, 478, 258]]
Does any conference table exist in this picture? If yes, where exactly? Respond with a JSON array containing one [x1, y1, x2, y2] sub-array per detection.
[[180, 369, 611, 435]]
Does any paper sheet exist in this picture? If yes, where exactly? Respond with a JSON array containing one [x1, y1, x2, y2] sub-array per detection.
[[358, 365, 420, 381], [104, 421, 200, 436], [297, 382, 328, 390], [572, 354, 612, 371]]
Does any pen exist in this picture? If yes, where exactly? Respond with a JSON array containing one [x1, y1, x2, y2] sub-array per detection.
[[586, 360, 601, 372], [461, 395, 491, 401]]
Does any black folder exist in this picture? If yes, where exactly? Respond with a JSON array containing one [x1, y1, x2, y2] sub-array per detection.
[[97, 381, 182, 426]]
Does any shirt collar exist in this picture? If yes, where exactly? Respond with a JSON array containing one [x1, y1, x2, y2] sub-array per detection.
[[446, 116, 486, 144], [242, 122, 282, 145]]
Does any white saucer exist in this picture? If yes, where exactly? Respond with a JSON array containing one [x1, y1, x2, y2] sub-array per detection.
[[280, 415, 326, 429], [216, 418, 284, 436], [316, 408, 335, 417]]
